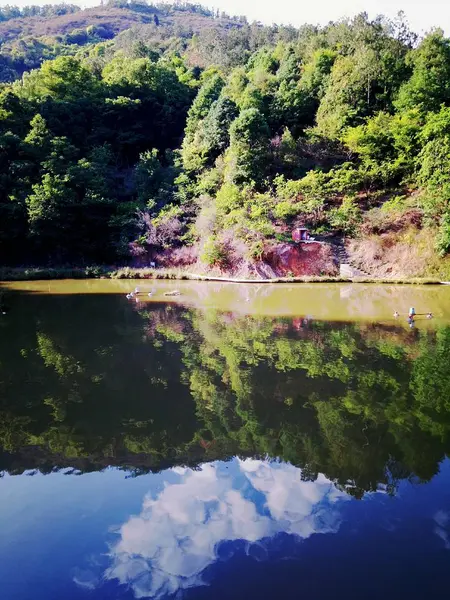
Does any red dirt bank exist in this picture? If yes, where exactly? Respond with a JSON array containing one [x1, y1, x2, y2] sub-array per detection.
[[148, 241, 338, 279], [262, 242, 338, 277]]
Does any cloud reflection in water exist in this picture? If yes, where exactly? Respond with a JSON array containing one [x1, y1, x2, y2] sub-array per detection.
[[99, 459, 348, 599]]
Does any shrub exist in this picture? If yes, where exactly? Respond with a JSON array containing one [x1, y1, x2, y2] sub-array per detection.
[[329, 196, 362, 235], [65, 29, 88, 45], [273, 200, 301, 220], [248, 240, 264, 260], [436, 212, 450, 256], [200, 235, 228, 267]]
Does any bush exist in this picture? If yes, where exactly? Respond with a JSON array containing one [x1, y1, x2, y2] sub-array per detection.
[[86, 25, 114, 40], [437, 212, 450, 256], [65, 29, 88, 45], [329, 196, 362, 235], [273, 200, 301, 220], [248, 240, 264, 260], [200, 235, 228, 267]]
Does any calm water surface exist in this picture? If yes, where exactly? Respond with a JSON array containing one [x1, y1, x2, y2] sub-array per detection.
[[1, 281, 450, 599]]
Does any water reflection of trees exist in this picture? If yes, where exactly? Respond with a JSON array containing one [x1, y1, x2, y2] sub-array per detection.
[[1, 293, 450, 497]]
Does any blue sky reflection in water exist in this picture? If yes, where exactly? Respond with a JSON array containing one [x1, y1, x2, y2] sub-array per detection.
[[2, 288, 450, 598], [1, 458, 450, 599]]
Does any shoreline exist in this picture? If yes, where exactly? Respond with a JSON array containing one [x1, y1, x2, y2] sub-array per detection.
[[0, 266, 449, 285]]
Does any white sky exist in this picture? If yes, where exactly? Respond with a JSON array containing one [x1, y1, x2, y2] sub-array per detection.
[[0, 0, 448, 36]]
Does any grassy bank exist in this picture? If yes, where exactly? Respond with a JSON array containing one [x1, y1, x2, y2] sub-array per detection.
[[0, 266, 188, 281], [0, 266, 448, 285]]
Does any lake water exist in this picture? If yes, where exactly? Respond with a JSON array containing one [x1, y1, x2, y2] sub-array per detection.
[[1, 280, 450, 600]]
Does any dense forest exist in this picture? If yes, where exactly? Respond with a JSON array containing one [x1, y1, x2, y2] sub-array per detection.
[[1, 292, 450, 497], [2, 2, 450, 277]]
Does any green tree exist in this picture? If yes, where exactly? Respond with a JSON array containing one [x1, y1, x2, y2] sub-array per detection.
[[26, 172, 78, 259], [315, 48, 380, 138], [14, 56, 99, 102], [182, 95, 238, 174], [133, 148, 176, 209], [225, 108, 269, 187], [184, 74, 225, 138], [417, 137, 450, 220], [396, 31, 450, 113]]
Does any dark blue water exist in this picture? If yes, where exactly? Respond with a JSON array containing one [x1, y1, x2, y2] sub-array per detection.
[[2, 459, 450, 599], [1, 292, 450, 599]]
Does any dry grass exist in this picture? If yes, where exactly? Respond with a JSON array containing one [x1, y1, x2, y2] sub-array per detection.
[[0, 7, 151, 42], [0, 5, 243, 45], [0, 266, 189, 281], [347, 227, 450, 280], [0, 266, 108, 280], [0, 260, 445, 285], [110, 267, 190, 280]]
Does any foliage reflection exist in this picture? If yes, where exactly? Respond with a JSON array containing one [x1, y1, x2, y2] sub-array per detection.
[[1, 293, 450, 497]]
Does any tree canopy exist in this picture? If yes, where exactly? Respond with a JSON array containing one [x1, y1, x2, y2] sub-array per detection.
[[1, 5, 450, 274]]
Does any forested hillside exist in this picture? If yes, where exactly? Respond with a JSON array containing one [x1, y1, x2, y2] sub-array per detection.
[[2, 2, 450, 278]]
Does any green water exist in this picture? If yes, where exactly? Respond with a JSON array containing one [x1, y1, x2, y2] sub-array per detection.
[[2, 282, 450, 599], [3, 278, 450, 321], [1, 281, 450, 488]]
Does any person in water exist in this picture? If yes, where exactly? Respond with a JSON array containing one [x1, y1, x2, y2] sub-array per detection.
[[409, 307, 416, 317]]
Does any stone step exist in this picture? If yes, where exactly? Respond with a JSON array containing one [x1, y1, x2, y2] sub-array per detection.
[[340, 263, 370, 278], [331, 241, 370, 278]]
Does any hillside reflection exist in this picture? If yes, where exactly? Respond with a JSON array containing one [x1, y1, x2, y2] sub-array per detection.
[[1, 292, 450, 496]]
